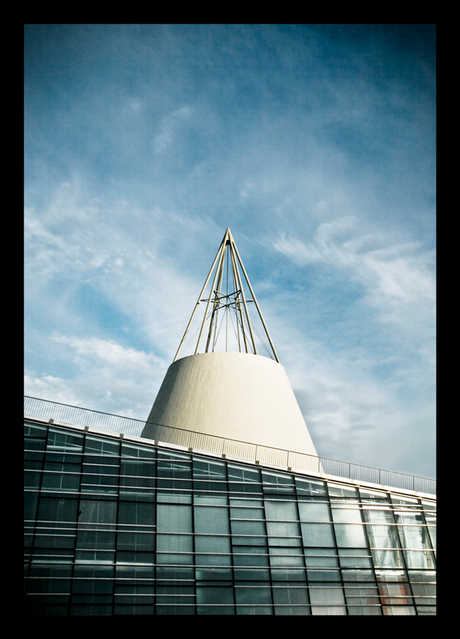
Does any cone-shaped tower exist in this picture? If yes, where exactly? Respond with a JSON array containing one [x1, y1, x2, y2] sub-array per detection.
[[141, 228, 319, 459]]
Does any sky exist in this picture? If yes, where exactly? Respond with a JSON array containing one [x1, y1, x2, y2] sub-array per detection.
[[24, 24, 436, 479]]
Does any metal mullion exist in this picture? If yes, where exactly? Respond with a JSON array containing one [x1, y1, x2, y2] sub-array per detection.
[[229, 238, 257, 355], [209, 245, 227, 352], [174, 233, 227, 361], [231, 234, 279, 362], [196, 233, 228, 355]]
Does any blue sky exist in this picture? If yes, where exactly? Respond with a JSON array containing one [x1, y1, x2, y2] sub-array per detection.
[[24, 24, 436, 478]]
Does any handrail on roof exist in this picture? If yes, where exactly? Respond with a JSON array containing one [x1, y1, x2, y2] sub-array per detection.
[[23, 395, 436, 496]]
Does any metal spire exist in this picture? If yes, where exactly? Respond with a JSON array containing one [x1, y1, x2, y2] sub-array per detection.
[[173, 228, 279, 363]]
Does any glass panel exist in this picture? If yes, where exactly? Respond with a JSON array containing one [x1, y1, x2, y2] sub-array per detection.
[[76, 531, 116, 550], [155, 584, 193, 597], [366, 524, 400, 549], [115, 564, 155, 579], [230, 502, 264, 519], [359, 488, 390, 503], [233, 547, 269, 567], [382, 605, 416, 615], [121, 442, 156, 459], [295, 476, 327, 498], [234, 568, 270, 581], [371, 549, 404, 568], [362, 507, 394, 524], [194, 494, 228, 506], [196, 567, 232, 580], [41, 472, 80, 492], [309, 585, 346, 615], [235, 585, 272, 614], [403, 550, 435, 569], [84, 435, 120, 456], [195, 535, 231, 557], [301, 523, 335, 547], [231, 520, 266, 536], [157, 450, 191, 488], [308, 569, 341, 582], [334, 524, 367, 548], [398, 525, 432, 550], [344, 584, 380, 604], [298, 501, 331, 522], [157, 504, 192, 533], [121, 458, 155, 477], [194, 506, 230, 534], [157, 533, 193, 553], [24, 421, 48, 437], [117, 531, 155, 551], [118, 501, 155, 526], [269, 547, 304, 567], [304, 548, 339, 568], [261, 470, 295, 495], [328, 483, 359, 501], [272, 585, 310, 615], [264, 500, 297, 521], [197, 586, 234, 615], [339, 549, 373, 568], [24, 470, 42, 489], [228, 465, 261, 494], [73, 564, 114, 591], [24, 491, 39, 520], [270, 548, 307, 580], [331, 507, 363, 523], [78, 500, 117, 525], [48, 428, 84, 453], [155, 566, 194, 580], [266, 522, 301, 546], [37, 497, 79, 523], [342, 569, 375, 582], [193, 459, 226, 479]]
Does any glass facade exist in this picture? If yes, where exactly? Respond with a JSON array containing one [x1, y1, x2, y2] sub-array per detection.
[[24, 419, 436, 615]]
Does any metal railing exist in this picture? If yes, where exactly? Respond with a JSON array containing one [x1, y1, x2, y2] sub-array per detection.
[[24, 396, 436, 496]]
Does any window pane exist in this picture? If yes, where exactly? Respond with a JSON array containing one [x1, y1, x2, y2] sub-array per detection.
[[118, 502, 155, 526], [194, 506, 229, 534], [157, 504, 192, 533], [231, 520, 266, 536], [298, 502, 330, 522], [295, 477, 327, 498], [157, 534, 193, 553], [331, 507, 362, 523], [228, 465, 261, 493], [328, 484, 359, 501], [264, 501, 297, 521], [334, 524, 367, 548], [262, 471, 295, 495], [48, 428, 84, 452], [84, 435, 119, 456], [78, 500, 117, 524], [38, 497, 79, 523], [304, 548, 339, 568], [301, 523, 335, 547], [272, 585, 310, 615], [366, 524, 400, 549], [195, 535, 231, 556], [233, 547, 269, 567]]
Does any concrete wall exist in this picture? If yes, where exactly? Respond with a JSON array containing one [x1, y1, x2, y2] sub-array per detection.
[[142, 352, 318, 457]]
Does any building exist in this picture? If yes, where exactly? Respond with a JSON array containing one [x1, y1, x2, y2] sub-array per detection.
[[24, 229, 436, 615]]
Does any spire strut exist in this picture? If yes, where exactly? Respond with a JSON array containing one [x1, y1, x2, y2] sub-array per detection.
[[173, 228, 279, 363]]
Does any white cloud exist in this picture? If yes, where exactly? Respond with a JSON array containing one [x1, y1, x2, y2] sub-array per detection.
[[25, 335, 169, 419], [272, 217, 435, 328]]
